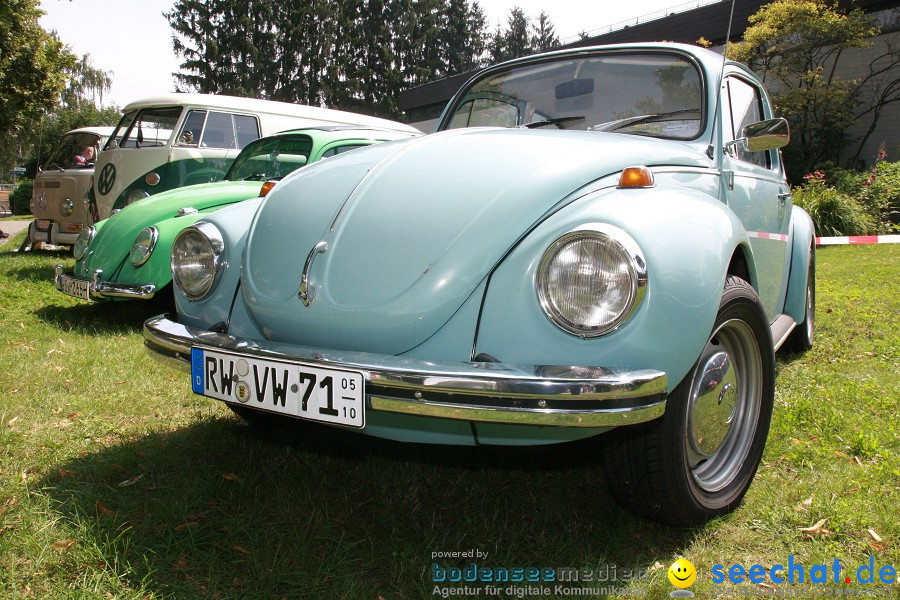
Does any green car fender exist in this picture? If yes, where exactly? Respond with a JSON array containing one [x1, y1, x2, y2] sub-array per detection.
[[113, 211, 209, 290]]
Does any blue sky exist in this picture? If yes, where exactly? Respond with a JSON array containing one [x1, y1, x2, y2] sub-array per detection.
[[39, 0, 693, 107]]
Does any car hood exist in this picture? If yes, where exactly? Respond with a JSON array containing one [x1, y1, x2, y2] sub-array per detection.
[[243, 128, 709, 354], [83, 180, 265, 274]]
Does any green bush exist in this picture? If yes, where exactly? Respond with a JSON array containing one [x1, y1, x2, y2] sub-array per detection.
[[9, 179, 33, 215], [859, 159, 900, 232], [824, 158, 899, 233], [792, 175, 872, 237]]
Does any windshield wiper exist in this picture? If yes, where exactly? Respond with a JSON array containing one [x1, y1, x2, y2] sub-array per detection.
[[607, 108, 700, 131], [522, 115, 586, 129]]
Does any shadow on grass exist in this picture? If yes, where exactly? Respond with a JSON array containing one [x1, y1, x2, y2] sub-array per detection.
[[40, 416, 702, 597], [35, 301, 164, 335]]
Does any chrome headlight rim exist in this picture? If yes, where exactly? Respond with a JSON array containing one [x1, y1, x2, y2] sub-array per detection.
[[129, 226, 159, 267], [170, 222, 226, 301], [73, 226, 95, 261], [536, 223, 648, 338], [60, 197, 75, 217], [125, 189, 150, 206]]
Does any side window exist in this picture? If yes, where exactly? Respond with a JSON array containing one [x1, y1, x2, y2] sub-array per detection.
[[201, 111, 237, 149], [321, 144, 367, 158], [178, 110, 207, 146], [725, 78, 769, 169], [234, 115, 260, 148], [446, 98, 519, 129]]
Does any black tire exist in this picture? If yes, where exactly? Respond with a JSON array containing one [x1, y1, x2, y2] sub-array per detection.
[[603, 276, 775, 526], [784, 248, 815, 352]]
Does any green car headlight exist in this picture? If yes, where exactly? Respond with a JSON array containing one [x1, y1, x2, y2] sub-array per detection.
[[536, 224, 647, 337], [129, 227, 158, 267], [125, 189, 150, 206], [171, 223, 225, 301], [73, 226, 95, 261]]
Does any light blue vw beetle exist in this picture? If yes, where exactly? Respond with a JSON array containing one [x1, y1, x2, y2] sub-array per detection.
[[144, 43, 815, 526]]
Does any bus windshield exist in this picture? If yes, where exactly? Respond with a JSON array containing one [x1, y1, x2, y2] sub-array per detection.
[[117, 107, 182, 148], [44, 132, 102, 170]]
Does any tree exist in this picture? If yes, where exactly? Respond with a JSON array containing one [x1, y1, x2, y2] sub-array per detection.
[[63, 53, 114, 108], [0, 0, 75, 170], [531, 10, 559, 52], [491, 7, 532, 62], [729, 0, 898, 178], [167, 0, 493, 118]]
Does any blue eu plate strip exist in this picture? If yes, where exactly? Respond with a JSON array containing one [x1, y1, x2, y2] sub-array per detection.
[[191, 348, 205, 394]]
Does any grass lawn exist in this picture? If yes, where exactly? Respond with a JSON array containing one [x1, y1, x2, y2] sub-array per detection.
[[0, 230, 897, 599]]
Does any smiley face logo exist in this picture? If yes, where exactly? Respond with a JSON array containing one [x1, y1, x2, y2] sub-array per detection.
[[668, 558, 696, 588]]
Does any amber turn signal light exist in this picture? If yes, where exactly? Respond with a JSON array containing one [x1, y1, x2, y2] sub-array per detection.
[[260, 180, 278, 197], [617, 166, 655, 188]]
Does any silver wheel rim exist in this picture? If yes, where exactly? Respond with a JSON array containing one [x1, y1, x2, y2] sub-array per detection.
[[686, 318, 762, 493]]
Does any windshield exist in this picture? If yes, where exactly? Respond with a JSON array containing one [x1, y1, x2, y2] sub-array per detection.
[[105, 110, 137, 150], [225, 134, 313, 181], [43, 132, 103, 170], [116, 106, 181, 148], [443, 52, 705, 141]]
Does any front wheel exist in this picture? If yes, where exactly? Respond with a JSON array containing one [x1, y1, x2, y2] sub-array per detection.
[[603, 276, 775, 526]]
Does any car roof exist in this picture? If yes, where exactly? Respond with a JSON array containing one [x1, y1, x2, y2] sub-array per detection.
[[263, 126, 421, 144], [64, 126, 117, 137], [119, 93, 421, 134]]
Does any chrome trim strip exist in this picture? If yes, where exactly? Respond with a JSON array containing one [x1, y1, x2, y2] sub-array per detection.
[[298, 241, 328, 307], [144, 315, 667, 427], [53, 266, 156, 300]]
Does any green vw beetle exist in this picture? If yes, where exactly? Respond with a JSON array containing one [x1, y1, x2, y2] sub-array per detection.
[[54, 126, 419, 303]]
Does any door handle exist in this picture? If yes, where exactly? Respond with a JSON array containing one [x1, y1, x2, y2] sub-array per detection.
[[777, 192, 791, 206]]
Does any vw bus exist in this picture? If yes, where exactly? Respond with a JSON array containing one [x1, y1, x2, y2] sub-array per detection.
[[28, 126, 115, 247], [90, 94, 421, 221]]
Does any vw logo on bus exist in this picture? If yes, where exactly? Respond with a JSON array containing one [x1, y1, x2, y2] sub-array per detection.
[[97, 163, 116, 195]]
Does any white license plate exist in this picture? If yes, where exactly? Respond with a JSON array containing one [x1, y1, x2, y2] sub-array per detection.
[[191, 347, 365, 428], [59, 275, 90, 300]]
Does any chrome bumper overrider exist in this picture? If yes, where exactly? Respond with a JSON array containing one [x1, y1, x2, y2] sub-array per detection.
[[143, 315, 668, 428], [54, 265, 157, 300]]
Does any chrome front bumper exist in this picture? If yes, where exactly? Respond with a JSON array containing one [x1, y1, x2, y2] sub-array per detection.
[[144, 315, 668, 428], [53, 265, 157, 300]]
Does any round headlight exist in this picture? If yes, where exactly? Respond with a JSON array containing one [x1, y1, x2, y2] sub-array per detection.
[[536, 225, 647, 337], [130, 227, 158, 267], [60, 197, 75, 217], [171, 223, 224, 301], [125, 189, 150, 205], [73, 226, 95, 261]]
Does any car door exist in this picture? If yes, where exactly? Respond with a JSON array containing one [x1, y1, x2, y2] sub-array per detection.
[[721, 74, 792, 321]]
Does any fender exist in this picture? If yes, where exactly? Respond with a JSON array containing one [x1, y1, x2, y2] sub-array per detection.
[[173, 197, 264, 330], [111, 211, 207, 291], [473, 182, 760, 393], [783, 205, 815, 323]]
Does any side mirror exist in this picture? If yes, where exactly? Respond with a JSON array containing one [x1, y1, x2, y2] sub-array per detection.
[[727, 118, 790, 155], [744, 117, 790, 151]]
